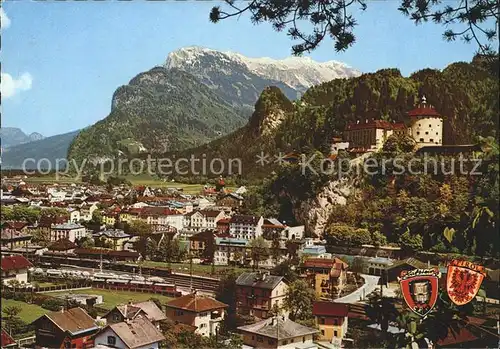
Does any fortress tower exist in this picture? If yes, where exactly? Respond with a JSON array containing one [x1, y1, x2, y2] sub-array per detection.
[[407, 96, 443, 148]]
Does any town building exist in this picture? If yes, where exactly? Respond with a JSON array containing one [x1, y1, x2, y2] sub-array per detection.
[[140, 207, 184, 231], [216, 218, 230, 234], [299, 258, 348, 300], [216, 192, 244, 208], [50, 223, 87, 242], [104, 301, 166, 328], [166, 292, 228, 337], [214, 237, 248, 266], [93, 229, 131, 251], [235, 272, 288, 319], [229, 215, 264, 240], [32, 307, 99, 349], [237, 316, 319, 349], [1, 229, 32, 250], [343, 119, 406, 152], [1, 255, 33, 285], [313, 301, 349, 345], [93, 317, 165, 349], [189, 230, 216, 258]]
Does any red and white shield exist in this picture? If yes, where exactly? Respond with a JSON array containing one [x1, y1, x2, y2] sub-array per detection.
[[447, 260, 486, 306], [398, 268, 440, 317]]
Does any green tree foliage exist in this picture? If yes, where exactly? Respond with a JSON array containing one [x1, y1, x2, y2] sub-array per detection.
[[215, 271, 238, 332], [324, 224, 372, 247], [272, 260, 299, 282], [248, 236, 270, 269], [364, 290, 399, 338], [1, 206, 41, 223], [283, 279, 316, 321], [2, 305, 27, 336], [211, 1, 498, 55], [350, 257, 366, 274], [398, 228, 424, 254]]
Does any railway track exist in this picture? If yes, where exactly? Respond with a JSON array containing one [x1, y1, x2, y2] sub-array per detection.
[[37, 255, 220, 291]]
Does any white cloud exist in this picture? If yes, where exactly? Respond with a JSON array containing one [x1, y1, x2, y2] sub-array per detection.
[[1, 72, 33, 99], [0, 8, 11, 29]]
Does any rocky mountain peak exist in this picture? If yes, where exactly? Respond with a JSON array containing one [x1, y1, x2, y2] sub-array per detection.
[[249, 86, 294, 137]]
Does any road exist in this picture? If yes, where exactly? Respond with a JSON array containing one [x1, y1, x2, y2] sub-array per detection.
[[334, 274, 380, 304]]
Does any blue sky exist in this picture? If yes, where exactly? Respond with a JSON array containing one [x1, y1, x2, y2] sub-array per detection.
[[1, 1, 482, 137]]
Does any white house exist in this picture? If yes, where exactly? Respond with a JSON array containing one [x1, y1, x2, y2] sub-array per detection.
[[68, 208, 81, 223], [166, 293, 228, 337], [1, 255, 33, 285], [229, 215, 264, 240], [94, 317, 165, 349], [182, 209, 225, 236], [50, 223, 87, 242]]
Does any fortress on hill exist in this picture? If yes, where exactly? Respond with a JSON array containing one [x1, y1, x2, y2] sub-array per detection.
[[331, 96, 444, 155]]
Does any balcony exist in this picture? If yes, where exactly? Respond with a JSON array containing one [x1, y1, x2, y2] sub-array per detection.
[[210, 311, 223, 322]]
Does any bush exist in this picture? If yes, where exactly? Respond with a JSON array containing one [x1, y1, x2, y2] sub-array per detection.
[[41, 298, 64, 311], [13, 292, 26, 302], [2, 289, 14, 299]]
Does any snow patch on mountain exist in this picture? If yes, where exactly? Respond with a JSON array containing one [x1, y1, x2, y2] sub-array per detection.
[[165, 46, 360, 92]]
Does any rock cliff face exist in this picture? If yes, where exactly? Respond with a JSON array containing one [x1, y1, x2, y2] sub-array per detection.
[[294, 154, 370, 236]]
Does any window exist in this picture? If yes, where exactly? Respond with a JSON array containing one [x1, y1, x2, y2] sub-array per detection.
[[425, 131, 429, 135], [333, 319, 338, 325], [200, 323, 206, 328], [416, 131, 420, 135], [175, 310, 184, 316], [420, 138, 424, 142], [112, 313, 120, 321], [107, 336, 116, 346], [334, 330, 338, 337], [282, 340, 288, 345], [268, 339, 275, 345], [320, 318, 325, 324], [303, 337, 306, 343], [321, 330, 325, 336], [430, 139, 434, 142], [436, 132, 439, 135], [257, 336, 264, 343]]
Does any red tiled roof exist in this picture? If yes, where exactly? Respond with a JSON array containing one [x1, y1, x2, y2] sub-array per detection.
[[1, 329, 15, 347], [167, 293, 228, 313], [3, 221, 28, 230], [141, 207, 180, 217], [303, 258, 348, 269], [345, 120, 405, 131], [407, 104, 441, 118], [49, 238, 77, 251], [312, 301, 349, 317], [1, 255, 33, 271]]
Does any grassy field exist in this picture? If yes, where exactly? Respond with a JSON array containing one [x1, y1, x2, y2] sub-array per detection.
[[133, 261, 250, 277], [23, 174, 238, 194], [1, 298, 49, 323], [42, 288, 173, 310]]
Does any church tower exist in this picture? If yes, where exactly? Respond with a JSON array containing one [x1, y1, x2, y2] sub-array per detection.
[[407, 96, 443, 148]]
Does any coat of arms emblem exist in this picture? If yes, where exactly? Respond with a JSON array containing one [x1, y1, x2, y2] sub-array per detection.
[[398, 268, 441, 317], [447, 259, 486, 306]]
